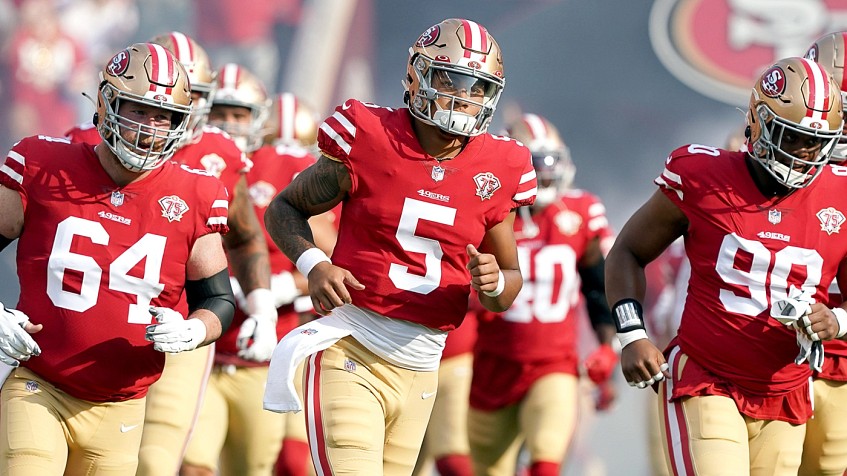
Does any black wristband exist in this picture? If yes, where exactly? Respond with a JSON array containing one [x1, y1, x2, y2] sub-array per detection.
[[612, 298, 646, 333]]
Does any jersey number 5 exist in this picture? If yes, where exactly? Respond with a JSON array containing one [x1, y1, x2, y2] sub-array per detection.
[[389, 198, 456, 295]]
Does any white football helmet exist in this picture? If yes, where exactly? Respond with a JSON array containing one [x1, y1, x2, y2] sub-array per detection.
[[403, 18, 505, 137], [747, 57, 843, 189], [96, 43, 192, 171], [507, 113, 574, 207]]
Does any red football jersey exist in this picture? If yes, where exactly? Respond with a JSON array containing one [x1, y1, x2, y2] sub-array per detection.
[[171, 126, 250, 202], [215, 144, 316, 365], [474, 190, 608, 366], [318, 100, 537, 331], [657, 144, 847, 397], [64, 122, 102, 145], [822, 284, 847, 380], [0, 136, 229, 402]]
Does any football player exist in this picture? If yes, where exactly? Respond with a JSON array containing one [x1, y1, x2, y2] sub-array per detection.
[[606, 57, 847, 476], [180, 69, 335, 476], [466, 113, 616, 476], [262, 18, 536, 475], [0, 43, 235, 474], [124, 33, 275, 476], [798, 31, 847, 476]]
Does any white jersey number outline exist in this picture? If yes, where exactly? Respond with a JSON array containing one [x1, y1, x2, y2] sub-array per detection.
[[504, 244, 579, 323], [46, 216, 167, 323]]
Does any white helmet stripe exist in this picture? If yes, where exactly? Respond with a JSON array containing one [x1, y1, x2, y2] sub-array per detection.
[[280, 92, 296, 142], [461, 19, 487, 62], [523, 113, 548, 142], [221, 64, 240, 90], [800, 57, 830, 122]]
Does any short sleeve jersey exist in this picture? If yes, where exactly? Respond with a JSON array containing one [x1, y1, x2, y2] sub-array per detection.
[[475, 190, 608, 366], [215, 143, 316, 363], [656, 144, 847, 396], [318, 99, 537, 331], [0, 136, 229, 402]]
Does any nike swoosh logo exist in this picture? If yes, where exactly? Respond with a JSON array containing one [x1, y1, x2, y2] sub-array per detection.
[[421, 391, 436, 399], [341, 101, 352, 110], [120, 423, 139, 433]]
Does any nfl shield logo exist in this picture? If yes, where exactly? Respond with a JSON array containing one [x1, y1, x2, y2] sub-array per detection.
[[768, 209, 781, 225], [431, 165, 445, 182], [111, 190, 124, 207]]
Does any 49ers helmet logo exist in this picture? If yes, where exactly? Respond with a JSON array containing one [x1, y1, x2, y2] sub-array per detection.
[[107, 50, 130, 77], [760, 66, 786, 98], [416, 25, 440, 47], [649, 0, 847, 105]]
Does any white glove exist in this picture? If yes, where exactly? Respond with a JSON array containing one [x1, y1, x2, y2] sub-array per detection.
[[236, 289, 278, 362], [145, 307, 206, 353], [0, 303, 40, 367], [770, 287, 822, 372], [270, 271, 300, 307]]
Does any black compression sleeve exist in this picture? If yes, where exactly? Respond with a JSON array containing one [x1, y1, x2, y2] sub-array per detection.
[[185, 269, 236, 333], [579, 256, 614, 328]]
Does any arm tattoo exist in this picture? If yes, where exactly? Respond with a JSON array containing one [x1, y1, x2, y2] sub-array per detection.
[[265, 156, 349, 262], [223, 177, 271, 293]]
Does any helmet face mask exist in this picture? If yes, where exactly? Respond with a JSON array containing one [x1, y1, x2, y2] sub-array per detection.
[[96, 43, 192, 172], [404, 18, 505, 137], [747, 57, 844, 189], [209, 63, 270, 153]]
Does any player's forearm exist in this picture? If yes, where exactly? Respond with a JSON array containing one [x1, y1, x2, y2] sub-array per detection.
[[264, 195, 318, 263], [478, 268, 522, 313]]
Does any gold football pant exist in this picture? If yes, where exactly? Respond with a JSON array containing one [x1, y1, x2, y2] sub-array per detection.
[[0, 367, 146, 476], [799, 377, 847, 476], [305, 336, 438, 476], [468, 373, 578, 476], [136, 345, 214, 476]]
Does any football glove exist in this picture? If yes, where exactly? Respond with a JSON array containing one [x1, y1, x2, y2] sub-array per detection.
[[584, 344, 619, 385], [236, 289, 278, 362], [0, 303, 40, 367], [770, 287, 822, 372], [145, 307, 206, 353]]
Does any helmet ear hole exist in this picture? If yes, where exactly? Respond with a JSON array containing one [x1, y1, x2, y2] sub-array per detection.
[[403, 91, 410, 104], [744, 125, 751, 139]]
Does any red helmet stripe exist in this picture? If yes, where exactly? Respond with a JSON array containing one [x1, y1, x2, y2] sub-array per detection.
[[147, 43, 174, 95], [461, 19, 488, 62], [800, 57, 830, 121]]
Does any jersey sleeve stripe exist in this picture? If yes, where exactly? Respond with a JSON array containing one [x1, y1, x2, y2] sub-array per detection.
[[207, 216, 228, 226], [588, 202, 607, 217], [319, 122, 352, 155], [212, 199, 229, 211], [588, 216, 609, 231], [513, 187, 537, 201], [655, 174, 683, 201], [519, 169, 536, 184], [1, 151, 24, 184]]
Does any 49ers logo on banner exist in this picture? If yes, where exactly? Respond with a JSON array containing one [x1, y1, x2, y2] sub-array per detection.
[[159, 195, 190, 222], [649, 0, 847, 105], [473, 172, 501, 201]]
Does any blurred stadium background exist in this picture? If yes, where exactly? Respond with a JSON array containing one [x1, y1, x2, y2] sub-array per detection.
[[0, 1, 844, 474]]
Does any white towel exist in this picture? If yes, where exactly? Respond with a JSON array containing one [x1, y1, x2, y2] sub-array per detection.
[[263, 315, 353, 413]]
